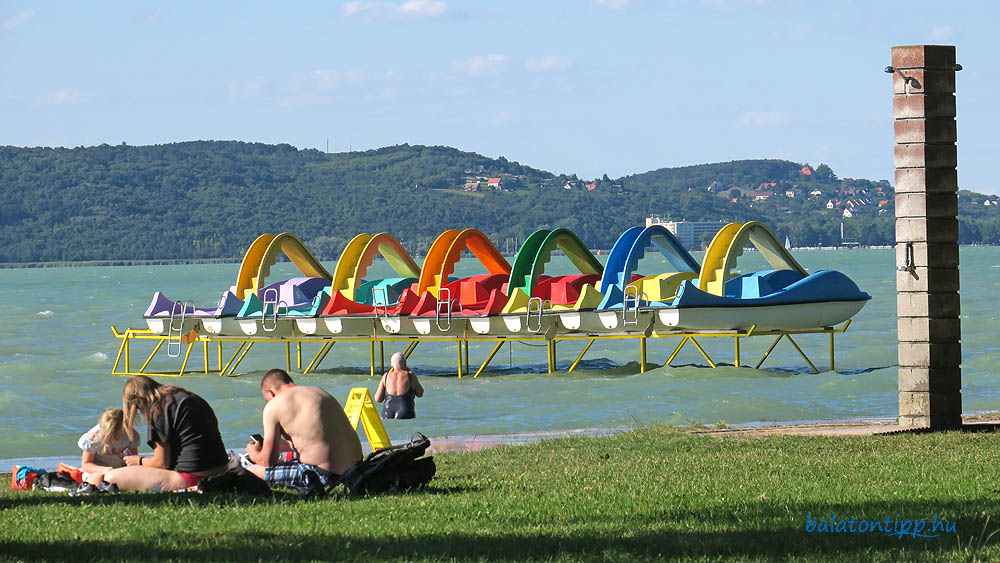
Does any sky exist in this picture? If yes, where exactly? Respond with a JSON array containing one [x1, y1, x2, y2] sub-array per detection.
[[2, 1, 997, 195]]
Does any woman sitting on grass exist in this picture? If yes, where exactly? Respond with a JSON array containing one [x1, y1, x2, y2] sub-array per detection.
[[78, 407, 139, 478], [84, 375, 229, 492]]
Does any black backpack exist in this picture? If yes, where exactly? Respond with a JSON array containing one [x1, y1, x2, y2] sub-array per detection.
[[198, 466, 272, 497], [329, 434, 436, 496]]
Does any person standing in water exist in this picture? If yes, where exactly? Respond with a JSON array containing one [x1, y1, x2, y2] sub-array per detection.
[[374, 352, 424, 419]]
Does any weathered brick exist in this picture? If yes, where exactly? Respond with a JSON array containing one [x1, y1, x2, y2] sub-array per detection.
[[898, 367, 962, 393], [897, 267, 960, 292], [895, 217, 958, 243], [898, 391, 962, 429], [896, 291, 961, 318], [892, 94, 957, 119], [894, 119, 958, 144], [892, 45, 956, 70], [892, 69, 956, 95], [897, 317, 962, 342], [894, 193, 957, 218], [893, 143, 957, 169], [898, 341, 962, 368], [894, 168, 958, 193]]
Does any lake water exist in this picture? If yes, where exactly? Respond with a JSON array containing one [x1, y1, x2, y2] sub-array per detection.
[[1, 247, 998, 462]]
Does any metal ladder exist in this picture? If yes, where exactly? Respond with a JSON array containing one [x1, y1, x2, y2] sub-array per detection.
[[372, 287, 390, 318], [167, 300, 193, 357], [622, 285, 644, 327], [436, 288, 462, 330], [261, 288, 287, 332], [527, 297, 550, 333]]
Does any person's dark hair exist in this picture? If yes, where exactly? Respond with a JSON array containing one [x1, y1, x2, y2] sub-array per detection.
[[261, 368, 294, 390]]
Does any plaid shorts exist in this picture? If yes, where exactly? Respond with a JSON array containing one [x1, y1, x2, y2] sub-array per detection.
[[264, 461, 338, 489]]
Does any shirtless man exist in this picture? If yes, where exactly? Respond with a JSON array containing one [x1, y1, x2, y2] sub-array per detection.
[[245, 369, 362, 489]]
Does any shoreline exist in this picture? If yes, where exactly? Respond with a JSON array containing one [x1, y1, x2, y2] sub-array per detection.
[[7, 412, 998, 471]]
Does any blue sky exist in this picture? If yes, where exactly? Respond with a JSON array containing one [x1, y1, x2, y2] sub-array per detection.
[[2, 1, 997, 194]]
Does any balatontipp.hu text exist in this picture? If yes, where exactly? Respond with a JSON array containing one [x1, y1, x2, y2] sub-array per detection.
[[805, 513, 957, 539]]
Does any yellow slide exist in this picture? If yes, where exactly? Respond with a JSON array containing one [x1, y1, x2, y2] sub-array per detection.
[[233, 233, 333, 299], [329, 233, 421, 301], [697, 221, 807, 296]]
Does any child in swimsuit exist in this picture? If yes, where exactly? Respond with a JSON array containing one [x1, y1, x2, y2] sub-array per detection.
[[374, 352, 424, 419], [78, 407, 139, 478]]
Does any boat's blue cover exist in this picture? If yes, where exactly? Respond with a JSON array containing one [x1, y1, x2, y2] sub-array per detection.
[[672, 269, 870, 308]]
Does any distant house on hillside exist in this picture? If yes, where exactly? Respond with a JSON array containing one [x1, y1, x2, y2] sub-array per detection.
[[486, 177, 503, 190], [757, 182, 777, 191], [463, 181, 480, 191], [754, 192, 773, 201], [707, 181, 718, 192], [842, 208, 854, 218], [563, 181, 576, 190], [584, 183, 596, 191], [809, 188, 823, 197], [826, 200, 835, 209], [800, 166, 813, 176], [785, 189, 801, 198]]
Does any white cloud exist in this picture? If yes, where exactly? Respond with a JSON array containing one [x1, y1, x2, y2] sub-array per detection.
[[737, 110, 796, 127], [927, 24, 955, 42], [591, 0, 632, 10], [143, 12, 163, 24], [1, 10, 35, 31], [35, 89, 81, 107], [311, 69, 370, 90], [526, 56, 573, 72], [453, 54, 507, 76], [341, 0, 449, 21]]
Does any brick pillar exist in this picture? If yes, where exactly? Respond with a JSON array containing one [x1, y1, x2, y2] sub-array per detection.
[[892, 45, 962, 429]]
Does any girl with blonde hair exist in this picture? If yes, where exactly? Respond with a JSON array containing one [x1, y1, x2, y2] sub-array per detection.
[[84, 375, 229, 492], [78, 407, 139, 476]]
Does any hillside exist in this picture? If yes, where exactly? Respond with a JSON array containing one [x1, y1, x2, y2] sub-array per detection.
[[0, 141, 997, 263]]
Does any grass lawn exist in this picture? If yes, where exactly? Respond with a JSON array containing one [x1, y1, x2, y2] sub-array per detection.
[[3, 426, 1000, 562]]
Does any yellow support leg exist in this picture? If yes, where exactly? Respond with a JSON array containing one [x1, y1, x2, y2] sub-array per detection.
[[220, 342, 247, 376], [734, 336, 741, 368], [785, 334, 819, 374], [139, 340, 165, 373], [568, 339, 595, 373], [755, 334, 785, 370], [640, 336, 647, 373], [224, 342, 255, 376], [688, 337, 717, 368], [369, 340, 376, 377], [474, 341, 505, 378], [665, 336, 690, 366], [203, 341, 209, 374], [379, 341, 385, 375], [285, 341, 291, 372], [304, 342, 332, 374], [297, 342, 302, 371], [178, 342, 195, 376], [112, 331, 129, 375], [464, 340, 469, 375], [403, 340, 419, 358], [457, 341, 464, 378], [218, 342, 223, 372], [124, 331, 131, 373]]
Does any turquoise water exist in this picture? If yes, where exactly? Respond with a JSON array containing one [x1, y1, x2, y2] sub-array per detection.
[[1, 247, 998, 460]]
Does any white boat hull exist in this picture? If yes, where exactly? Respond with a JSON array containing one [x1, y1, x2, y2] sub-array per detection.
[[201, 317, 241, 336], [655, 300, 868, 332]]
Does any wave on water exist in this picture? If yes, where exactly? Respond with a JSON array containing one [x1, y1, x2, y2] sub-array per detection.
[[86, 352, 109, 363], [36, 311, 54, 317]]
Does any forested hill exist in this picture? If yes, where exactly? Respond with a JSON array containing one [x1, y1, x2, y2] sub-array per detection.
[[1, 141, 997, 263]]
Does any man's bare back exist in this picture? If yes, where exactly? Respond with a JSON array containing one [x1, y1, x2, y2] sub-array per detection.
[[262, 384, 362, 475]]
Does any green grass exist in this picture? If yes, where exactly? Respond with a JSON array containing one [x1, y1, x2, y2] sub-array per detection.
[[3, 426, 1000, 561]]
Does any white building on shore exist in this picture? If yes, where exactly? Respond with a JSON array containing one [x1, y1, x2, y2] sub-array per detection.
[[645, 217, 726, 250]]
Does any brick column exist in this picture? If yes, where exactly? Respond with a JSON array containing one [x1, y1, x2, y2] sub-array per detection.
[[892, 45, 962, 429]]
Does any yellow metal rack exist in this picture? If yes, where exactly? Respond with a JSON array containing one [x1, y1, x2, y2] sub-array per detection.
[[111, 320, 852, 379]]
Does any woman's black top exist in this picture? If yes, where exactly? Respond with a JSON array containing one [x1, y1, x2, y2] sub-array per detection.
[[147, 389, 228, 473]]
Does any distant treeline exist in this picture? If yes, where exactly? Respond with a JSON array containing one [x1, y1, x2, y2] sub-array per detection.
[[0, 141, 996, 263]]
